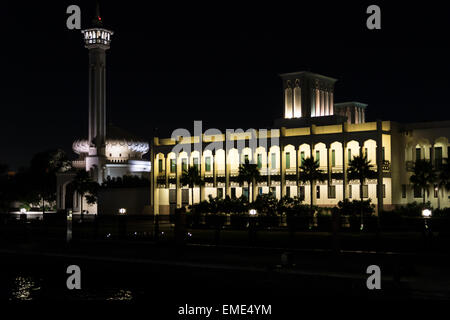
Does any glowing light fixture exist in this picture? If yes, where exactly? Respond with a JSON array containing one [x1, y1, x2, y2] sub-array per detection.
[[422, 209, 432, 218], [249, 209, 257, 216], [20, 208, 26, 214], [119, 208, 127, 215]]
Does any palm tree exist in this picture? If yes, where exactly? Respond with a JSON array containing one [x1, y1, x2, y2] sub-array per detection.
[[180, 166, 204, 206], [437, 158, 450, 209], [70, 170, 99, 217], [410, 159, 436, 206], [237, 159, 261, 203], [299, 157, 326, 210], [347, 154, 377, 229]]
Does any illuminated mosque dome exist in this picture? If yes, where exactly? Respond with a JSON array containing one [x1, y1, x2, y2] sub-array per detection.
[[72, 125, 149, 160]]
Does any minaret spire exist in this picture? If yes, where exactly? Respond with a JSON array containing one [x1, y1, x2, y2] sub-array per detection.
[[81, 4, 113, 183], [92, 1, 103, 27]]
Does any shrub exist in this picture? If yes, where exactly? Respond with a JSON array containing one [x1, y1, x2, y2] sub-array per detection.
[[395, 201, 430, 217], [337, 199, 375, 231]]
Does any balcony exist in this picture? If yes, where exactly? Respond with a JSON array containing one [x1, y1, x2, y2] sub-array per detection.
[[72, 160, 86, 169], [382, 160, 390, 171]]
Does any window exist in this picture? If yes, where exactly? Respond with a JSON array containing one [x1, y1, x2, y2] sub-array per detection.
[[231, 188, 236, 199], [401, 185, 406, 198], [270, 187, 276, 197], [258, 187, 263, 195], [382, 147, 385, 161], [286, 153, 291, 169], [413, 185, 422, 198], [434, 185, 438, 198], [300, 151, 305, 165], [316, 185, 321, 199], [257, 154, 262, 169], [193, 158, 199, 170], [416, 148, 421, 161], [158, 159, 163, 173], [182, 158, 187, 172], [205, 157, 211, 172], [299, 186, 305, 201], [271, 153, 276, 169], [243, 187, 249, 199], [286, 186, 291, 197], [362, 185, 368, 198], [348, 149, 352, 162], [328, 185, 336, 199], [217, 188, 224, 199], [315, 150, 320, 163], [331, 150, 336, 167], [170, 159, 176, 173], [349, 185, 352, 198], [435, 147, 443, 168]]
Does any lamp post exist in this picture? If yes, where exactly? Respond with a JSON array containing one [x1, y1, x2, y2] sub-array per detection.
[[20, 208, 27, 222], [435, 186, 440, 209], [118, 208, 127, 239], [248, 209, 258, 245], [422, 208, 432, 229], [421, 208, 432, 247], [67, 210, 73, 243]]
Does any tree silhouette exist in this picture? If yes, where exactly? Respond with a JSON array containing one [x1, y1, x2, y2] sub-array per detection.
[[437, 158, 450, 208], [347, 154, 377, 229], [410, 159, 436, 206], [237, 159, 261, 203], [70, 170, 99, 216], [299, 157, 326, 210], [181, 166, 204, 206]]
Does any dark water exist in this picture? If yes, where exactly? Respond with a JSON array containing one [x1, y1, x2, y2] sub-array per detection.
[[0, 254, 407, 303]]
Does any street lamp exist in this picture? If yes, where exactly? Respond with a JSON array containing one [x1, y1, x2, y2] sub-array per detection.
[[67, 210, 73, 243], [119, 208, 127, 215], [435, 186, 440, 209], [422, 208, 432, 218], [422, 208, 432, 244], [422, 208, 432, 230], [248, 209, 258, 244]]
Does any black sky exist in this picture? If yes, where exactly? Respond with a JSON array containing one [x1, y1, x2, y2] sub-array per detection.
[[2, 1, 450, 169]]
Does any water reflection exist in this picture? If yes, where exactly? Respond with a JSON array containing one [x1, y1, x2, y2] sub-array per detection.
[[6, 274, 134, 301], [106, 289, 133, 301], [9, 276, 41, 301]]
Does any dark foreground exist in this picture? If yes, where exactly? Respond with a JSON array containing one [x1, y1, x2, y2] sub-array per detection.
[[1, 239, 450, 305], [1, 214, 450, 317]]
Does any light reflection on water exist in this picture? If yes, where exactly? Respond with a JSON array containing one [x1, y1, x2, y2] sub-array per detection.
[[106, 289, 133, 301], [9, 276, 41, 301], [7, 274, 134, 301]]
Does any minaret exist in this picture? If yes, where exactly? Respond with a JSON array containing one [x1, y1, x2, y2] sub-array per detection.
[[81, 4, 113, 183]]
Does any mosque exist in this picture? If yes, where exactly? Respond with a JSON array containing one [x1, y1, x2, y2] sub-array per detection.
[[57, 8, 450, 216], [56, 9, 150, 214]]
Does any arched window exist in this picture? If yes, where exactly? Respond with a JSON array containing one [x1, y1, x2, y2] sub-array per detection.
[[293, 81, 302, 118], [284, 82, 293, 119]]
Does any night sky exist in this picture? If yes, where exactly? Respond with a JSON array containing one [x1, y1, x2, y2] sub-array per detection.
[[2, 1, 450, 169]]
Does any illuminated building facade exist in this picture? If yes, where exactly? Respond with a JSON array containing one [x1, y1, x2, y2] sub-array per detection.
[[150, 72, 450, 215]]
